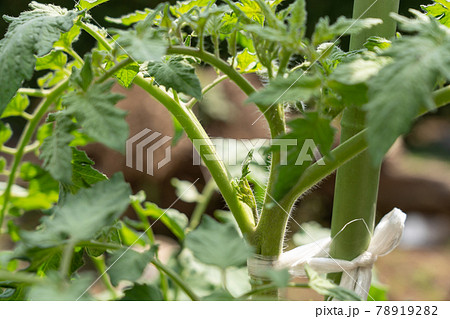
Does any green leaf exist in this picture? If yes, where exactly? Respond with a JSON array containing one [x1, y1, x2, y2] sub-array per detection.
[[286, 0, 306, 38], [115, 26, 166, 63], [39, 112, 75, 184], [107, 247, 155, 286], [77, 0, 110, 11], [140, 202, 188, 240], [63, 81, 128, 152], [121, 283, 164, 301], [147, 57, 202, 100], [35, 50, 67, 71], [1, 94, 29, 118], [171, 178, 201, 203], [0, 2, 77, 115], [106, 9, 153, 26], [270, 112, 335, 200], [327, 53, 389, 106], [185, 216, 252, 269], [20, 173, 131, 248], [312, 16, 382, 46], [105, 58, 139, 89], [202, 289, 235, 301], [235, 48, 263, 73], [67, 148, 107, 193], [53, 24, 81, 49], [27, 272, 92, 301], [364, 36, 391, 52], [70, 54, 94, 91], [365, 13, 450, 164], [0, 122, 12, 145], [422, 0, 450, 27], [246, 73, 321, 106], [305, 265, 361, 301]]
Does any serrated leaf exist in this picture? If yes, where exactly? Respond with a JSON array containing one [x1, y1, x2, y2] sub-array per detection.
[[235, 48, 262, 73], [147, 57, 202, 100], [365, 14, 450, 164], [246, 73, 321, 106], [1, 94, 29, 119], [105, 59, 139, 89], [270, 112, 335, 200], [107, 247, 155, 286], [305, 265, 361, 301], [121, 283, 164, 301], [77, 0, 110, 11], [27, 272, 92, 301], [0, 2, 77, 114], [35, 50, 67, 71], [20, 174, 131, 248], [422, 0, 450, 27], [364, 36, 391, 52], [39, 112, 75, 184], [185, 216, 252, 269], [53, 24, 81, 49], [61, 148, 107, 194], [312, 16, 382, 46], [63, 81, 128, 152], [70, 54, 93, 91]]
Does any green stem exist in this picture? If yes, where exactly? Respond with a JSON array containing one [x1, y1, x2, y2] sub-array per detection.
[[17, 88, 51, 97], [78, 21, 113, 51], [59, 241, 75, 278], [90, 255, 118, 299], [328, 0, 400, 284], [0, 79, 69, 231], [187, 179, 216, 232], [151, 258, 200, 301], [133, 75, 256, 237], [185, 75, 228, 109], [0, 270, 44, 285]]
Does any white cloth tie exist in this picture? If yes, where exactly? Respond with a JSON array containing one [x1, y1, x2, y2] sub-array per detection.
[[247, 208, 407, 300]]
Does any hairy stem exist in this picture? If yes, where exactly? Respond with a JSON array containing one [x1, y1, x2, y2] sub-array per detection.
[[187, 178, 216, 232]]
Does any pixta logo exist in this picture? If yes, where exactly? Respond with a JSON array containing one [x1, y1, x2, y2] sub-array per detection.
[[126, 129, 172, 176]]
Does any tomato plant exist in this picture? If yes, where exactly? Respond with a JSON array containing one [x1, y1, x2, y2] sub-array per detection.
[[0, 0, 449, 300]]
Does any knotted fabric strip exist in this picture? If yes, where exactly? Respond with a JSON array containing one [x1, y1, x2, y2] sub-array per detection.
[[247, 208, 407, 300]]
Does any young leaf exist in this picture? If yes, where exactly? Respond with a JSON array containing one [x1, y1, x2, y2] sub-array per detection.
[[147, 57, 202, 100], [35, 50, 67, 71], [0, 122, 12, 145], [246, 73, 321, 106], [422, 0, 450, 27], [0, 2, 77, 114], [77, 0, 110, 11], [39, 112, 75, 184], [20, 173, 131, 248], [305, 265, 361, 301], [270, 112, 335, 200], [185, 216, 253, 269], [107, 61, 139, 89], [365, 13, 450, 164], [107, 247, 155, 286], [63, 81, 128, 152], [1, 94, 29, 119]]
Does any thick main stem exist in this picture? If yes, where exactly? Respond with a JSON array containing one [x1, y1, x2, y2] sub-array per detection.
[[328, 0, 400, 284]]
